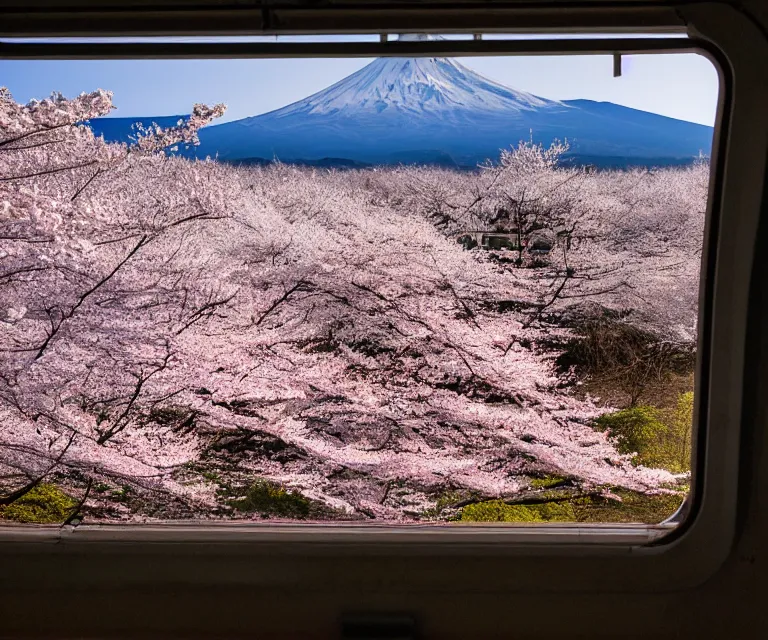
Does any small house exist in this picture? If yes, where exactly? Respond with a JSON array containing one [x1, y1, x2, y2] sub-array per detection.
[[456, 231, 521, 251]]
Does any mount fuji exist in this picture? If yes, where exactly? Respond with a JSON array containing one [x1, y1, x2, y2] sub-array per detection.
[[91, 35, 714, 168]]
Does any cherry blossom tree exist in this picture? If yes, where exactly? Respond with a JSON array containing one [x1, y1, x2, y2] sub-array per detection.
[[1, 88, 227, 514], [1, 89, 703, 522]]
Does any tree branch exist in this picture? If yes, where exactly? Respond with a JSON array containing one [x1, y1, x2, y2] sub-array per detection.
[[0, 432, 76, 506], [61, 477, 93, 526], [71, 167, 105, 201], [2, 160, 98, 182], [34, 235, 148, 360], [255, 280, 313, 326], [0, 122, 72, 148]]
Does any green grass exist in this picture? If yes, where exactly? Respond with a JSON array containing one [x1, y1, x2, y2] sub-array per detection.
[[460, 500, 577, 523], [459, 489, 685, 525], [0, 483, 77, 524], [594, 392, 693, 473]]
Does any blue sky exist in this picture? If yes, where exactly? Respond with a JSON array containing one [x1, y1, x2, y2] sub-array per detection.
[[0, 35, 719, 126]]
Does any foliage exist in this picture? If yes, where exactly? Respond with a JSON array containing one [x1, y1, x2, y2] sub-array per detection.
[[460, 499, 576, 523], [662, 391, 695, 473], [595, 406, 668, 463], [229, 480, 311, 519], [0, 483, 76, 523], [595, 392, 693, 473], [201, 470, 222, 484], [434, 491, 465, 512], [460, 489, 685, 524]]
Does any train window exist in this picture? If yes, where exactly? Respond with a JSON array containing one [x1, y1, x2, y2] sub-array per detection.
[[0, 34, 720, 536]]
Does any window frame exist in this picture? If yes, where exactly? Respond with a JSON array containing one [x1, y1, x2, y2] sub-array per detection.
[[0, 3, 761, 599]]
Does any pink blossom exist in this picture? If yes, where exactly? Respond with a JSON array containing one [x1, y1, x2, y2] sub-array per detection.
[[0, 91, 701, 520]]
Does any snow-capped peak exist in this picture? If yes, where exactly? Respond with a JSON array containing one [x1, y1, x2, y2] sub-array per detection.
[[263, 43, 562, 121]]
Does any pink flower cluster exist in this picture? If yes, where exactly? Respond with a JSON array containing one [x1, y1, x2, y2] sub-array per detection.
[[0, 89, 702, 520]]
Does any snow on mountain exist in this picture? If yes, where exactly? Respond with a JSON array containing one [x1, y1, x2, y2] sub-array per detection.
[[235, 33, 564, 130], [269, 54, 559, 120], [89, 34, 714, 168]]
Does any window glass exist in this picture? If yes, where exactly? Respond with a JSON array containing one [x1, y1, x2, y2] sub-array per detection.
[[0, 36, 717, 526]]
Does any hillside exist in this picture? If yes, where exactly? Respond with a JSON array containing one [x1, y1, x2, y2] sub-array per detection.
[[87, 35, 713, 169]]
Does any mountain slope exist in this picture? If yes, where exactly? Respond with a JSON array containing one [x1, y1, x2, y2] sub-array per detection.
[[191, 46, 711, 167], [267, 55, 561, 120], [87, 37, 714, 168]]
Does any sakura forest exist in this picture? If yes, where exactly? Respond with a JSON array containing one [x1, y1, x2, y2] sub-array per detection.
[[0, 70, 709, 526]]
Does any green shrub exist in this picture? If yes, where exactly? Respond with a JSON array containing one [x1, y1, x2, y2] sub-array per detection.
[[433, 491, 464, 512], [662, 391, 694, 473], [201, 471, 221, 484], [595, 406, 667, 463], [230, 480, 311, 519], [460, 500, 576, 523], [0, 483, 77, 524], [595, 392, 693, 472], [460, 491, 685, 525], [461, 501, 541, 522], [532, 501, 577, 521]]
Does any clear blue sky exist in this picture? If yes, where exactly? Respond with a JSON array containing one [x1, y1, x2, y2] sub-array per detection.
[[0, 35, 719, 126]]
